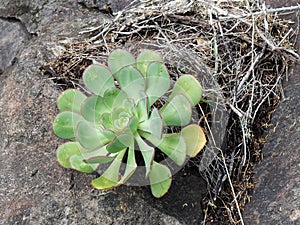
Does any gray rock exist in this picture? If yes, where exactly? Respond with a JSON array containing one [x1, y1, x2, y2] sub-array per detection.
[[0, 0, 49, 34], [0, 1, 203, 224], [0, 18, 29, 73], [2, 0, 298, 224], [243, 63, 300, 225], [78, 0, 137, 13], [243, 1, 300, 224]]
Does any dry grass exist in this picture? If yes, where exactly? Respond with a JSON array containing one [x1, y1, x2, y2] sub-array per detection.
[[41, 0, 299, 224]]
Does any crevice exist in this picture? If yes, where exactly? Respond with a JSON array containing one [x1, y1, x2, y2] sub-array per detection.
[[78, 1, 114, 15], [0, 16, 37, 39]]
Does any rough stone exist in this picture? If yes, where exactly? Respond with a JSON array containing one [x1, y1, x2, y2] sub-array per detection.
[[1, 0, 299, 224], [78, 0, 136, 13], [243, 57, 300, 225], [0, 1, 205, 224], [0, 18, 29, 73], [0, 0, 49, 34], [243, 0, 300, 224]]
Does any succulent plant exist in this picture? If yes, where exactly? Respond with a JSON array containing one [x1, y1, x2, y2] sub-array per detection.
[[53, 49, 206, 198]]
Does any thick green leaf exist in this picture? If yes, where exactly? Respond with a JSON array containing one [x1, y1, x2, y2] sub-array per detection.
[[56, 142, 86, 168], [83, 65, 115, 96], [76, 121, 114, 150], [145, 132, 186, 166], [111, 108, 131, 131], [119, 146, 137, 184], [108, 107, 137, 133], [53, 111, 83, 139], [138, 108, 163, 139], [136, 50, 163, 77], [81, 96, 110, 123], [118, 66, 145, 101], [158, 134, 186, 166], [160, 94, 192, 126], [135, 91, 148, 122], [57, 89, 86, 113], [149, 161, 172, 198], [69, 154, 97, 173], [168, 75, 202, 106], [100, 113, 114, 130], [128, 116, 138, 135], [91, 150, 126, 189], [122, 98, 136, 114], [145, 62, 170, 106], [84, 155, 115, 164], [103, 88, 127, 109], [92, 173, 119, 190], [135, 135, 154, 177], [81, 146, 115, 164], [106, 133, 133, 153], [181, 124, 207, 157], [108, 49, 136, 78]]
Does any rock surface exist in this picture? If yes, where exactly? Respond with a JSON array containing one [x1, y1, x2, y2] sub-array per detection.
[[1, 0, 299, 224], [243, 56, 300, 225], [243, 0, 300, 224], [0, 18, 29, 73], [0, 1, 205, 224]]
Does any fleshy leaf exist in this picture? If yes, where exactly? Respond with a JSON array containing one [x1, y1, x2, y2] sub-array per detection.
[[135, 135, 154, 177], [109, 107, 137, 134], [149, 161, 172, 198], [138, 108, 163, 140], [135, 91, 148, 122], [146, 62, 170, 106], [81, 96, 110, 123], [103, 88, 127, 109], [144, 132, 186, 166], [69, 154, 96, 173], [106, 132, 133, 153], [56, 142, 86, 168], [118, 65, 145, 101], [122, 98, 136, 114], [83, 65, 114, 96], [119, 146, 137, 184], [160, 94, 192, 126], [100, 113, 114, 130], [181, 124, 207, 157], [91, 150, 126, 189], [136, 50, 163, 77], [76, 121, 114, 150], [111, 108, 131, 131], [57, 89, 86, 113], [53, 111, 83, 139], [128, 116, 138, 135], [168, 75, 202, 106], [108, 50, 136, 78], [81, 146, 115, 164], [84, 155, 115, 164]]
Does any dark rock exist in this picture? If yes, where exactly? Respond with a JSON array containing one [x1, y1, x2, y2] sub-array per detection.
[[0, 18, 29, 73], [0, 0, 49, 34], [0, 1, 203, 224], [243, 1, 300, 224], [243, 63, 300, 225], [1, 0, 298, 224], [78, 0, 138, 13]]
